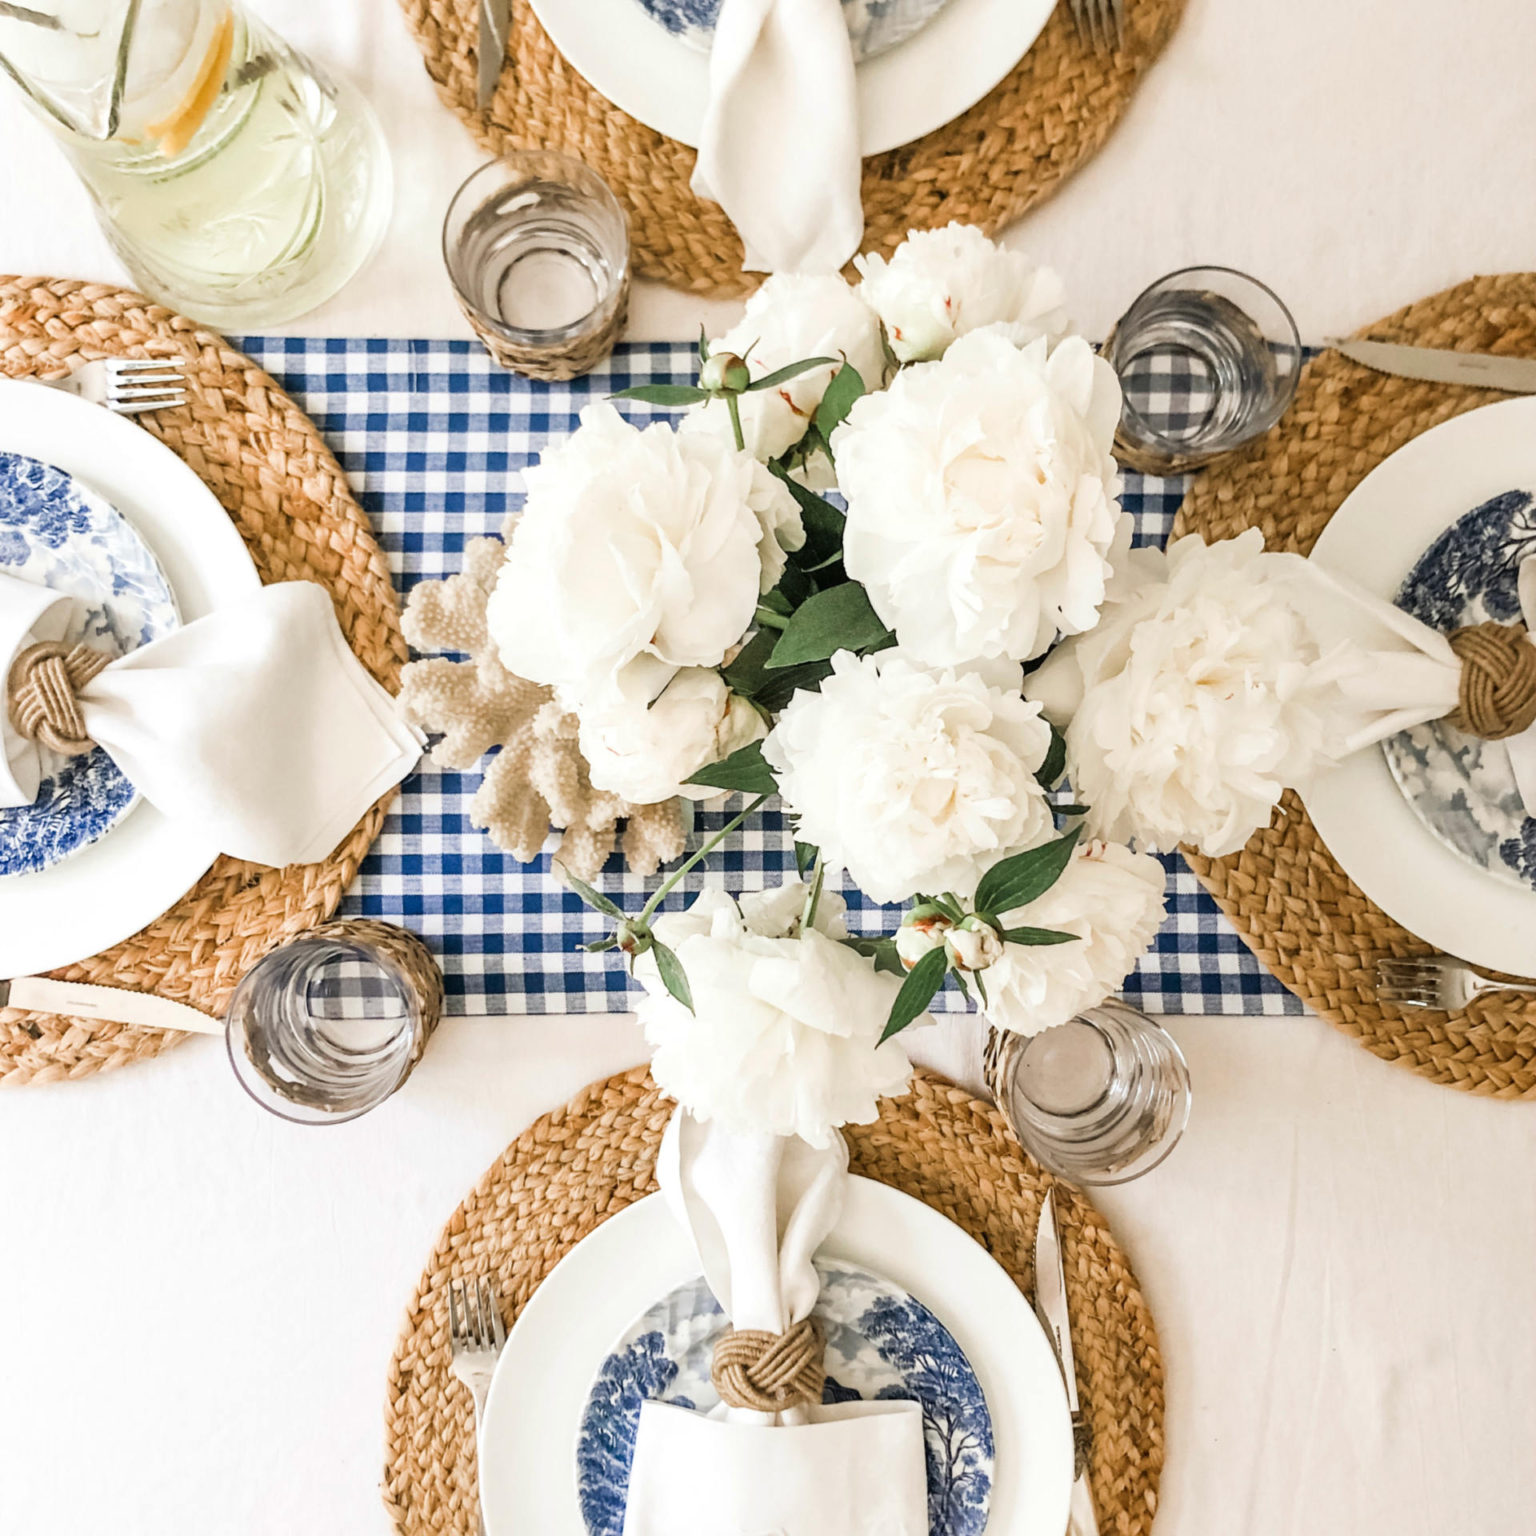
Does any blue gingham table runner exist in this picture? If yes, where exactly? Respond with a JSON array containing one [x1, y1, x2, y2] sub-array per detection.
[[237, 337, 1301, 1018]]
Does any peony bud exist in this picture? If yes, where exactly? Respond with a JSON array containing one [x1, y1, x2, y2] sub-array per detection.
[[700, 351, 752, 395], [944, 917, 1003, 972], [615, 920, 654, 958], [895, 908, 952, 969]]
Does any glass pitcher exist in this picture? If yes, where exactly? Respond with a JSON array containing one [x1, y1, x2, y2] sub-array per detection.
[[0, 0, 392, 327]]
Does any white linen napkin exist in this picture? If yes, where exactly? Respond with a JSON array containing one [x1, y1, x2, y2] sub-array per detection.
[[622, 1111, 928, 1536], [0, 573, 422, 867], [691, 0, 864, 274], [1288, 555, 1536, 810]]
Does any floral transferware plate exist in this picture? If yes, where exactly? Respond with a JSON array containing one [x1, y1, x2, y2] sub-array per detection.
[[0, 450, 180, 878], [577, 1259, 994, 1536], [632, 0, 953, 63], [1382, 488, 1536, 892]]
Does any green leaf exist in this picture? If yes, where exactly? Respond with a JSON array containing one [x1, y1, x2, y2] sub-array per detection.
[[752, 658, 835, 712], [768, 464, 846, 570], [1036, 722, 1067, 790], [881, 947, 948, 1043], [1052, 803, 1090, 818], [767, 582, 894, 669], [744, 356, 838, 393], [557, 864, 625, 920], [697, 324, 710, 364], [720, 627, 778, 696], [841, 936, 905, 978], [610, 384, 710, 406], [651, 939, 694, 1013], [685, 740, 779, 796], [758, 586, 794, 618], [952, 969, 973, 1004], [973, 830, 1081, 918], [795, 840, 818, 878], [972, 968, 989, 1007], [582, 936, 619, 953], [813, 363, 865, 443], [775, 561, 815, 611], [997, 926, 1080, 946]]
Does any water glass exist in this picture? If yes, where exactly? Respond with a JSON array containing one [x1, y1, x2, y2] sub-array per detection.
[[443, 152, 630, 382], [985, 1000, 1191, 1185], [226, 921, 441, 1125], [1105, 267, 1302, 474]]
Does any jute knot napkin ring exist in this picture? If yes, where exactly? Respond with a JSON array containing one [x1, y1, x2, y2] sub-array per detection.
[[1448, 620, 1536, 738], [7, 640, 111, 755], [710, 1316, 827, 1413]]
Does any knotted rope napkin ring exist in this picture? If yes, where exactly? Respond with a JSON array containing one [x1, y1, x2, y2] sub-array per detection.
[[1447, 621, 1536, 739], [711, 1316, 827, 1414], [6, 641, 112, 755]]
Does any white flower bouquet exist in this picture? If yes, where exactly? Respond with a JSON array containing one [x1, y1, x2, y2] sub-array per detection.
[[462, 223, 1356, 1145]]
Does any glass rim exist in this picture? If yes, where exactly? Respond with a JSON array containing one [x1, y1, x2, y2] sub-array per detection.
[[441, 152, 631, 346], [1108, 264, 1302, 454]]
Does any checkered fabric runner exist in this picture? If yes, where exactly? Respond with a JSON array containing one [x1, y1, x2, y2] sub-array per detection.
[[236, 336, 1300, 1018]]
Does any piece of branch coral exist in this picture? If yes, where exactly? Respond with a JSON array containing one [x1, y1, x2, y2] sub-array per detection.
[[398, 533, 686, 880]]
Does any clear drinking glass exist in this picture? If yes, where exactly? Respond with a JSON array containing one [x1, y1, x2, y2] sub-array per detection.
[[1105, 266, 1302, 475], [0, 0, 392, 328], [225, 922, 440, 1125], [443, 152, 631, 382], [985, 1000, 1191, 1185]]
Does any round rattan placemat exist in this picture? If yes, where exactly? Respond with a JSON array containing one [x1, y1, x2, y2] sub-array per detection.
[[382, 1067, 1165, 1535], [400, 0, 1187, 297], [0, 277, 406, 1086], [1172, 272, 1536, 1100]]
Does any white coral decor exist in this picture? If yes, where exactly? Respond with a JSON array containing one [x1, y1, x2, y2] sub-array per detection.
[[634, 884, 914, 1148], [835, 327, 1125, 668], [485, 402, 795, 706], [1026, 529, 1336, 858], [854, 223, 1069, 364], [763, 650, 1058, 905], [983, 842, 1168, 1037]]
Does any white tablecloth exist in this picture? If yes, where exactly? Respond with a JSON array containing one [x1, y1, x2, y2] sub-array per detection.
[[2, 1, 1536, 1531]]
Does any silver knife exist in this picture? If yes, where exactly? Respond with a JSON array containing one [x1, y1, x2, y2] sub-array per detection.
[[1034, 1186, 1100, 1536], [0, 975, 222, 1034], [477, 0, 512, 109], [1333, 338, 1536, 394]]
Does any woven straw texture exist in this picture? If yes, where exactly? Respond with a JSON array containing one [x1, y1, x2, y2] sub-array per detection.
[[0, 277, 405, 1087], [1173, 272, 1536, 1100], [400, 0, 1187, 297], [382, 1067, 1165, 1535]]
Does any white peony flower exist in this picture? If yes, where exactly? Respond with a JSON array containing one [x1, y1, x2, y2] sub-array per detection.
[[1026, 530, 1336, 858], [984, 842, 1167, 1037], [578, 658, 766, 805], [738, 877, 849, 941], [835, 328, 1125, 668], [635, 887, 914, 1148], [763, 649, 1058, 905], [682, 274, 887, 463], [854, 223, 1069, 364], [486, 403, 770, 704]]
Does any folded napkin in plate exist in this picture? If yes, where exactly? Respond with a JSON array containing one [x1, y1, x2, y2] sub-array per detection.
[[692, 0, 864, 274], [1289, 555, 1536, 810], [622, 1112, 928, 1536], [0, 573, 422, 867]]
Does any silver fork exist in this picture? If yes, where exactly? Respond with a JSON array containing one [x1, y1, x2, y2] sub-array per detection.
[[37, 357, 187, 416], [448, 1275, 505, 1535], [1376, 955, 1536, 1012], [1070, 0, 1125, 51]]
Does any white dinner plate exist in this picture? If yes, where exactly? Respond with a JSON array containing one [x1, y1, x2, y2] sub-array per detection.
[[479, 1176, 1074, 1536], [1304, 396, 1536, 974], [526, 0, 1059, 156], [0, 378, 261, 978]]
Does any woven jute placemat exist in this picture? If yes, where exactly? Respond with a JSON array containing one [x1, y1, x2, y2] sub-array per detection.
[[1172, 272, 1536, 1100], [0, 277, 406, 1086], [400, 0, 1187, 297], [382, 1067, 1165, 1535]]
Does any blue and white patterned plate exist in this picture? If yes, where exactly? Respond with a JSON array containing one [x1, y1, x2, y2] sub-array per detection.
[[576, 1259, 994, 1536], [1383, 488, 1536, 892], [633, 0, 952, 63], [0, 451, 180, 878]]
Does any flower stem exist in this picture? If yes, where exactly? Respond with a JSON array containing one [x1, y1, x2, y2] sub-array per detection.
[[639, 793, 770, 924], [726, 392, 746, 453], [801, 855, 826, 932]]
